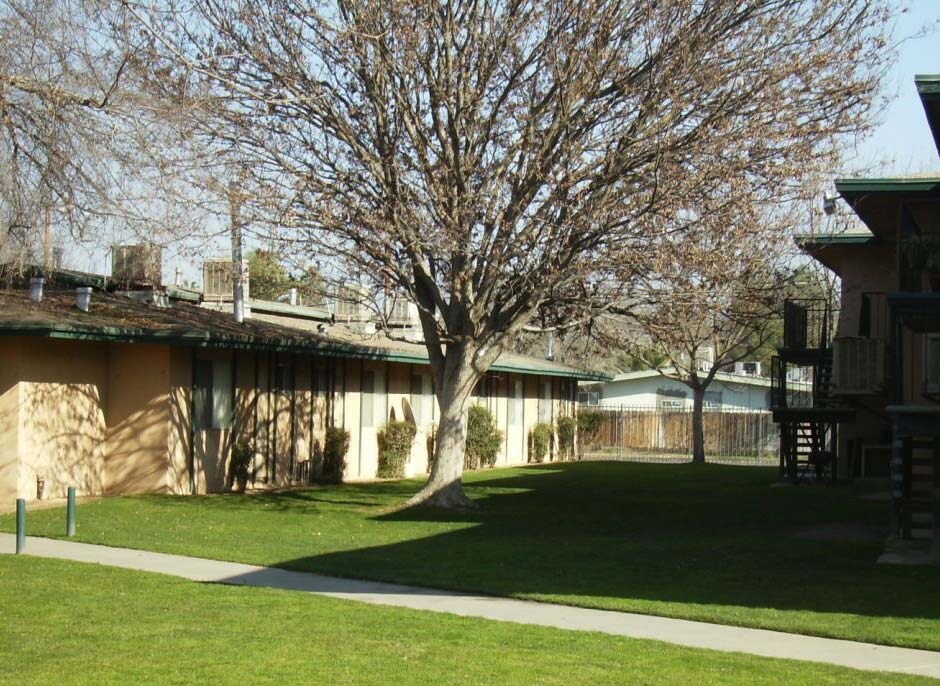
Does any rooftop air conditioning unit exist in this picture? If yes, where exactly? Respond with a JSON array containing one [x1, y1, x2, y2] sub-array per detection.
[[334, 282, 370, 322], [203, 259, 249, 302], [112, 244, 162, 290], [387, 294, 419, 327], [734, 361, 762, 376], [695, 345, 715, 371]]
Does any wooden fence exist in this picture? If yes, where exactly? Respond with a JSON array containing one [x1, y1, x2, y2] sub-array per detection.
[[584, 406, 778, 460]]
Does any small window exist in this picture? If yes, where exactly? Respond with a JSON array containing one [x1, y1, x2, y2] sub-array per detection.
[[410, 373, 425, 424], [926, 335, 940, 394], [509, 379, 523, 425], [424, 374, 435, 422], [361, 370, 375, 427], [704, 390, 723, 410], [660, 399, 684, 410], [578, 391, 599, 406], [194, 358, 233, 430], [538, 379, 552, 423]]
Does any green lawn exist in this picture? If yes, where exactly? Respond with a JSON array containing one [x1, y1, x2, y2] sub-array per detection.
[[4, 462, 940, 650], [0, 556, 930, 685]]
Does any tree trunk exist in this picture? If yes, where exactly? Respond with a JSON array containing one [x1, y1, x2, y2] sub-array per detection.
[[691, 385, 706, 464], [405, 347, 480, 509]]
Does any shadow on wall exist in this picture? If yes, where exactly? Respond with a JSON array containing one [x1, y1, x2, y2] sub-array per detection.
[[210, 463, 939, 626], [19, 382, 108, 499]]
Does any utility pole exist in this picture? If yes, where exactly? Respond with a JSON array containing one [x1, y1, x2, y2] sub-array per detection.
[[229, 178, 246, 323]]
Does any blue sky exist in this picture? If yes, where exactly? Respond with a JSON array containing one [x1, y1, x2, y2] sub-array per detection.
[[70, 3, 940, 283], [850, 2, 940, 174]]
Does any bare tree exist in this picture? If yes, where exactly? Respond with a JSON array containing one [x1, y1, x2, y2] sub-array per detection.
[[129, 0, 893, 507], [0, 0, 224, 275], [610, 196, 793, 463]]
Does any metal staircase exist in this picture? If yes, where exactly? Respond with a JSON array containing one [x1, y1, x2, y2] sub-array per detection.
[[772, 299, 853, 483]]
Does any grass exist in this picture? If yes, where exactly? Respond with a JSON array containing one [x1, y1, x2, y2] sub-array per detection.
[[4, 461, 939, 650], [0, 555, 931, 685]]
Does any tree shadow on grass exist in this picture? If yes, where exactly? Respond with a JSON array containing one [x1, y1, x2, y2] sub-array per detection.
[[264, 462, 940, 627]]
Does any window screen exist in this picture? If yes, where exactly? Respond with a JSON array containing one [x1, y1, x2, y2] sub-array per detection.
[[410, 374, 424, 424], [194, 358, 233, 430], [361, 370, 375, 427], [509, 378, 523, 425]]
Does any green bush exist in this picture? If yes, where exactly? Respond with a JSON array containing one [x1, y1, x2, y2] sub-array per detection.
[[529, 422, 553, 463], [556, 416, 576, 461], [320, 427, 350, 484], [228, 441, 253, 493], [465, 405, 502, 470], [576, 409, 603, 450], [377, 421, 417, 479]]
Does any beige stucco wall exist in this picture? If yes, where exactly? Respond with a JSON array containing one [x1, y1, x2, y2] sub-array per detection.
[[105, 343, 171, 495], [0, 339, 20, 504], [16, 338, 109, 501], [834, 244, 897, 339], [1, 332, 582, 499], [167, 345, 192, 494]]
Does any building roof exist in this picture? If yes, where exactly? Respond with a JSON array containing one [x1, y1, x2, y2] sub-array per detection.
[[795, 231, 885, 276], [916, 74, 940, 156], [603, 368, 767, 388], [834, 176, 940, 239], [246, 298, 332, 321], [0, 289, 608, 381], [589, 367, 812, 392]]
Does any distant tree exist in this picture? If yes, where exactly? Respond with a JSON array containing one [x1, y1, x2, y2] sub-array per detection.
[[246, 250, 325, 304]]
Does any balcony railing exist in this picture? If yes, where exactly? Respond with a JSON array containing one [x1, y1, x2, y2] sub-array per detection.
[[831, 337, 886, 395], [782, 298, 834, 351], [770, 356, 815, 409]]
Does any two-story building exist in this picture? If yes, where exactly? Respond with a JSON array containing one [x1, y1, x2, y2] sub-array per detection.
[[772, 74, 940, 561]]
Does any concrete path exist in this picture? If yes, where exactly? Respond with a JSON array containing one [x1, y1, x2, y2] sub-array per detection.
[[3, 533, 940, 680]]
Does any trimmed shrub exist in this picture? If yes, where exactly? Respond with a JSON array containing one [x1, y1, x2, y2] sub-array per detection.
[[321, 427, 350, 484], [529, 422, 553, 463], [465, 405, 502, 470], [229, 441, 253, 493], [377, 421, 417, 479], [556, 416, 576, 461], [577, 409, 603, 451]]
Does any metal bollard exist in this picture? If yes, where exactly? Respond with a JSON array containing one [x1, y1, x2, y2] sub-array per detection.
[[66, 487, 76, 537], [15, 498, 25, 554]]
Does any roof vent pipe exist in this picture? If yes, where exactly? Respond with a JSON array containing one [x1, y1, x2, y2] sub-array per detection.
[[546, 331, 555, 362], [75, 286, 92, 312], [289, 287, 298, 306], [28, 277, 44, 303]]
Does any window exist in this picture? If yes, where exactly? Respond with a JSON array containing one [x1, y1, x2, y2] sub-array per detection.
[[410, 373, 429, 424], [425, 375, 435, 422], [704, 390, 723, 410], [509, 379, 523, 425], [194, 358, 233, 430], [926, 335, 940, 394], [538, 379, 552, 423], [578, 391, 599, 406], [361, 370, 375, 427], [660, 399, 684, 410]]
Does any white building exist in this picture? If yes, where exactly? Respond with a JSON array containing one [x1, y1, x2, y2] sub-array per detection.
[[579, 368, 810, 412]]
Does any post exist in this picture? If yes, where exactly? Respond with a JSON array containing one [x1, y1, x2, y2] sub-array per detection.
[[66, 487, 76, 537], [15, 498, 25, 554]]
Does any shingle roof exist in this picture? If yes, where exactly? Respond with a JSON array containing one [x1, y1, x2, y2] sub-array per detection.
[[0, 289, 608, 381]]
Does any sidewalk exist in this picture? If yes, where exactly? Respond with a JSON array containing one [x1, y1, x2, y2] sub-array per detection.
[[3, 533, 939, 680]]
